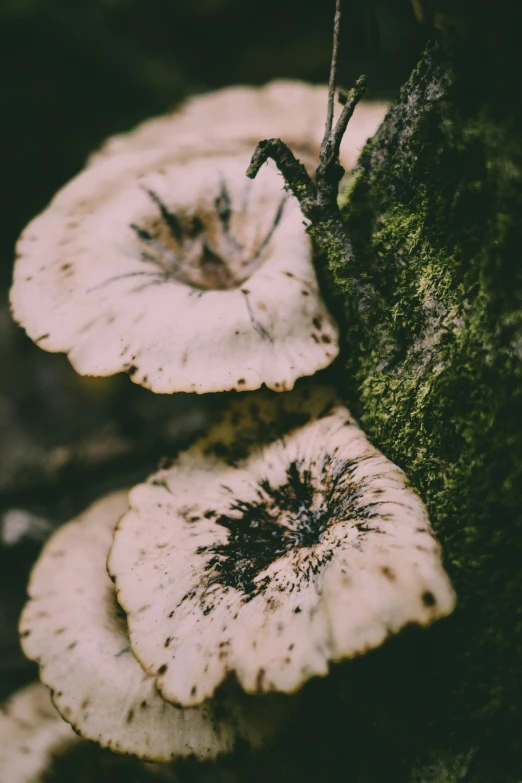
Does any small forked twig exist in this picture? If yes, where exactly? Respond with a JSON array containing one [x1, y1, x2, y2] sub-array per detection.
[[246, 0, 369, 287], [322, 0, 342, 154], [246, 64, 366, 224]]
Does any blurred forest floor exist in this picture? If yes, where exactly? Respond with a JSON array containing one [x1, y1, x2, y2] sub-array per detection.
[[0, 0, 426, 700]]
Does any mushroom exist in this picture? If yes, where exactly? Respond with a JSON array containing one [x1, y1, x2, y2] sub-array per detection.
[[11, 153, 338, 394], [108, 384, 456, 708], [19, 490, 290, 762], [0, 682, 79, 783], [88, 80, 389, 174]]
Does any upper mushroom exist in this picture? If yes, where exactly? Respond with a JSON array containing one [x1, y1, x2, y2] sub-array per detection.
[[89, 80, 389, 174], [11, 152, 338, 393], [108, 384, 456, 708], [19, 490, 289, 762]]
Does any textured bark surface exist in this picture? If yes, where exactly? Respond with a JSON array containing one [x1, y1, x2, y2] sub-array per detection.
[[327, 34, 522, 781]]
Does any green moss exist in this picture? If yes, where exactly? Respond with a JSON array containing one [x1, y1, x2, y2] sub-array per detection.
[[328, 39, 522, 770]]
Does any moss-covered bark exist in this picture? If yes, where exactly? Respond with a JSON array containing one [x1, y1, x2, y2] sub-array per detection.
[[328, 35, 522, 778]]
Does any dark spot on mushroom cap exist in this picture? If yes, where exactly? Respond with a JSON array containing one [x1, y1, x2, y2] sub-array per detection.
[[380, 566, 396, 581], [197, 455, 379, 601], [158, 456, 175, 470], [128, 182, 284, 293], [158, 664, 168, 675], [422, 591, 436, 607]]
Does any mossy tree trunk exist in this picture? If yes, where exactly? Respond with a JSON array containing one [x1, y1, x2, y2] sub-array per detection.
[[327, 13, 522, 780]]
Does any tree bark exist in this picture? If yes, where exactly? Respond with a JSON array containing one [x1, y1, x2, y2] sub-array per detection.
[[327, 20, 522, 781]]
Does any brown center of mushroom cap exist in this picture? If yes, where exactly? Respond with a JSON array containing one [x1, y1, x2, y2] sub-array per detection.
[[130, 183, 286, 292], [194, 459, 379, 603]]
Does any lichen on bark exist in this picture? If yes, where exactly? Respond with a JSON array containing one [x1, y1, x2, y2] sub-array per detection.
[[327, 35, 522, 777]]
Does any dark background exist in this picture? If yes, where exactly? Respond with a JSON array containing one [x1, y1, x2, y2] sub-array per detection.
[[0, 0, 425, 700], [0, 0, 426, 280]]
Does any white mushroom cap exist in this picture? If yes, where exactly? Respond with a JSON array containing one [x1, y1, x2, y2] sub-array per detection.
[[108, 385, 456, 708], [19, 490, 289, 762], [0, 682, 79, 783], [11, 153, 338, 394], [89, 80, 389, 173]]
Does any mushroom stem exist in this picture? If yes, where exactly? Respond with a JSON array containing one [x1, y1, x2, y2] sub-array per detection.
[[246, 1, 370, 299]]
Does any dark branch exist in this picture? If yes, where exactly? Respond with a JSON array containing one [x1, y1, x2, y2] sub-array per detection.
[[246, 140, 317, 219], [246, 74, 367, 225], [246, 0, 367, 223], [315, 75, 368, 211]]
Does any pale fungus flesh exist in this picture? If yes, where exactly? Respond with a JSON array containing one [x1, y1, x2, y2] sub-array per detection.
[[11, 153, 338, 394], [89, 80, 389, 174], [109, 385, 456, 708], [19, 491, 288, 762]]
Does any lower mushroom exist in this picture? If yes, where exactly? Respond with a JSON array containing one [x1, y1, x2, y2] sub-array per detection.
[[108, 384, 456, 708], [0, 682, 79, 783], [19, 491, 289, 763]]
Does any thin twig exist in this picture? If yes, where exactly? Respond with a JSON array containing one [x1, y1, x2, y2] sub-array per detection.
[[247, 72, 367, 223], [322, 0, 342, 153], [329, 76, 368, 166], [246, 141, 317, 219], [246, 0, 372, 307]]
